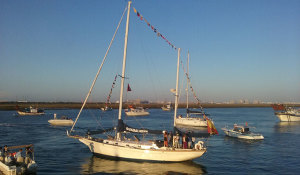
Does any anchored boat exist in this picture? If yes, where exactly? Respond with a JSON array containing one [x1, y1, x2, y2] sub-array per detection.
[[16, 106, 44, 116], [48, 113, 74, 126], [174, 52, 216, 130], [125, 106, 149, 116], [222, 124, 264, 140], [272, 104, 300, 122], [67, 1, 206, 162], [161, 103, 172, 111]]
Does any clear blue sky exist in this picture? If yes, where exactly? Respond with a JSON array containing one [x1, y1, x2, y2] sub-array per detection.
[[1, 0, 299, 103]]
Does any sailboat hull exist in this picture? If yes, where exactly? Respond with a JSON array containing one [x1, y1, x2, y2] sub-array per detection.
[[79, 138, 206, 162], [175, 117, 207, 127], [125, 111, 150, 116]]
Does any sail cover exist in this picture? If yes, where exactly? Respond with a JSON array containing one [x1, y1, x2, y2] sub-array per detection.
[[87, 127, 115, 135], [117, 119, 163, 134]]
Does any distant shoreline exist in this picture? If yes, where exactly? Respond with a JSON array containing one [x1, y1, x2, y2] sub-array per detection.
[[1, 102, 299, 111]]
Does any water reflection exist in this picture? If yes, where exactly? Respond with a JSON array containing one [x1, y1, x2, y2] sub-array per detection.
[[274, 122, 300, 133], [81, 155, 207, 175]]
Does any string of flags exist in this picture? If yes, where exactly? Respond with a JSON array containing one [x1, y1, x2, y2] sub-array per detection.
[[106, 74, 118, 105], [132, 7, 177, 50], [180, 60, 204, 112]]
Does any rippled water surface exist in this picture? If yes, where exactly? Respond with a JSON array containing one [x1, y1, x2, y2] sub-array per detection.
[[1, 108, 299, 174]]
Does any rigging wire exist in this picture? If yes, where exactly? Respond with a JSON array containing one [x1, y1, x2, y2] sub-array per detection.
[[70, 5, 128, 133], [180, 59, 204, 112]]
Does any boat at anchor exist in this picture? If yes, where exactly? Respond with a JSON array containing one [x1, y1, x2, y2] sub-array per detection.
[[67, 1, 206, 162], [161, 103, 172, 111], [271, 104, 300, 122], [125, 106, 149, 116], [174, 52, 216, 130], [16, 106, 44, 116], [48, 113, 74, 126], [222, 123, 264, 140]]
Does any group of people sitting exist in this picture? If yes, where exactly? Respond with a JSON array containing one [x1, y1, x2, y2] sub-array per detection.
[[163, 131, 196, 149], [0, 145, 33, 166]]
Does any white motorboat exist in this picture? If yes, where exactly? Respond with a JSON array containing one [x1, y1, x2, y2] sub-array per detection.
[[101, 106, 112, 111], [125, 106, 149, 116], [16, 106, 44, 116], [272, 104, 300, 122], [0, 144, 37, 175], [48, 113, 74, 126], [222, 124, 264, 140], [67, 1, 206, 162], [161, 103, 172, 111]]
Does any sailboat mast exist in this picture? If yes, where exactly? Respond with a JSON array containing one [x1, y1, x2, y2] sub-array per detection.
[[174, 48, 181, 127], [117, 1, 131, 140], [186, 51, 189, 111]]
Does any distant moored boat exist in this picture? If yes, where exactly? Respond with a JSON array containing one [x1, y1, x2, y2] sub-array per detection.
[[222, 123, 264, 140], [48, 113, 74, 126], [16, 106, 44, 116], [272, 104, 300, 122]]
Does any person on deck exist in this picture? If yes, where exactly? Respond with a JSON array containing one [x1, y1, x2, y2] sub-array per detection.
[[182, 134, 187, 149], [163, 131, 168, 147], [3, 145, 9, 157], [25, 147, 33, 164], [187, 133, 192, 149], [191, 136, 196, 149], [168, 131, 173, 147], [15, 149, 22, 159], [5, 153, 15, 165], [173, 133, 179, 148]]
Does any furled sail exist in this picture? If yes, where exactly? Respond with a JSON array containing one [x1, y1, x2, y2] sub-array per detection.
[[186, 109, 210, 116], [86, 128, 115, 135], [117, 119, 163, 134]]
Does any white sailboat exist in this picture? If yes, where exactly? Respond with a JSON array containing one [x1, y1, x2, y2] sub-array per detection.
[[174, 52, 210, 127], [67, 1, 206, 162], [125, 106, 149, 116]]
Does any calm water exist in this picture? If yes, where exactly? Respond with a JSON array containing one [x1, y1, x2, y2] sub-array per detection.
[[1, 107, 300, 174]]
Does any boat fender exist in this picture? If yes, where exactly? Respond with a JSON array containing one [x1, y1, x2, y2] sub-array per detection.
[[195, 141, 204, 150]]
